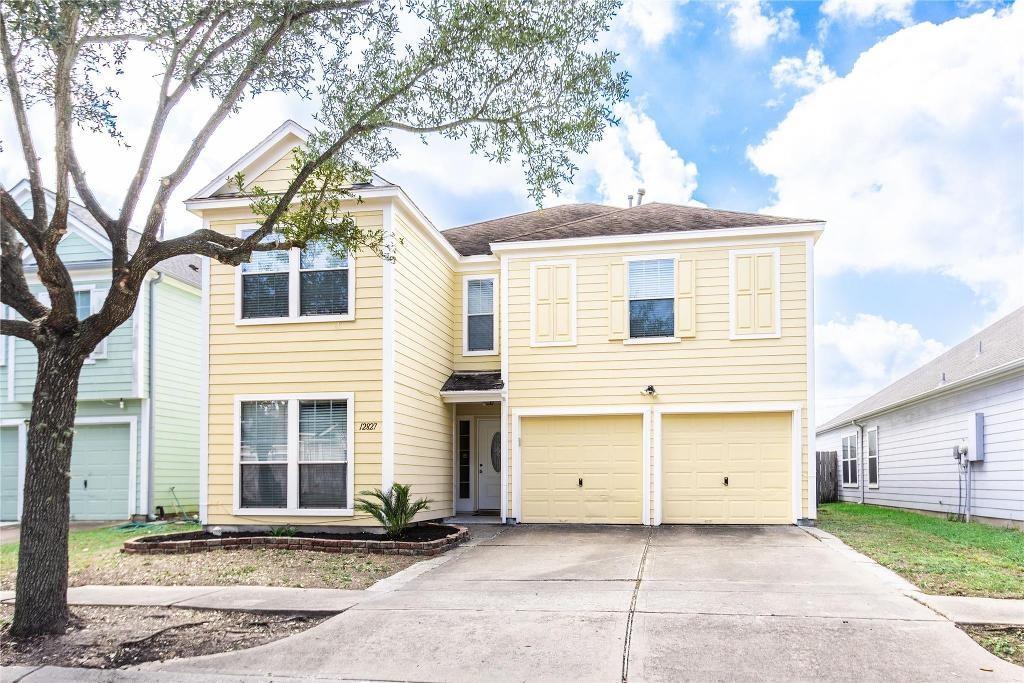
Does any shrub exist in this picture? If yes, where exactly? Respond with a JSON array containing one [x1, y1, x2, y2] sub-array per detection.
[[269, 525, 297, 537], [355, 483, 433, 539]]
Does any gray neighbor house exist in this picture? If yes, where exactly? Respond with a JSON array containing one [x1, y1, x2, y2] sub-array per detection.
[[816, 307, 1023, 528]]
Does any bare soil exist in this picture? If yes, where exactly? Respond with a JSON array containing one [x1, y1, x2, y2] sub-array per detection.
[[83, 548, 415, 589], [959, 624, 1024, 667], [0, 604, 327, 669]]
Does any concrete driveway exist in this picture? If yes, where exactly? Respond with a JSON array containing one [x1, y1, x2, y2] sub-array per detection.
[[156, 524, 1021, 682]]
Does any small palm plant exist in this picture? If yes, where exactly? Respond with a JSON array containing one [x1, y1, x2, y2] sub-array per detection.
[[355, 483, 433, 539]]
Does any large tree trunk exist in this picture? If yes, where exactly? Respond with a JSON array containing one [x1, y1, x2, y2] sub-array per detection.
[[10, 341, 85, 636]]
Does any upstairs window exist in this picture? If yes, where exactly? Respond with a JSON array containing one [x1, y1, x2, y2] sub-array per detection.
[[628, 259, 675, 339], [240, 231, 290, 319], [464, 276, 496, 355], [300, 241, 349, 316], [237, 226, 354, 323], [841, 434, 859, 487]]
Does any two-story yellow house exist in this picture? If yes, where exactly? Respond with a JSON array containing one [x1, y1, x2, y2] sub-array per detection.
[[187, 121, 823, 529]]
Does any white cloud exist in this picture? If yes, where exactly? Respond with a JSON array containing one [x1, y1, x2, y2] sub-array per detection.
[[614, 0, 686, 49], [724, 0, 798, 50], [749, 6, 1024, 311], [771, 48, 836, 90], [816, 314, 947, 422], [820, 0, 915, 25], [573, 102, 700, 207]]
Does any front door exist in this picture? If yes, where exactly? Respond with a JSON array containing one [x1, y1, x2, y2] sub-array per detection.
[[476, 418, 501, 510]]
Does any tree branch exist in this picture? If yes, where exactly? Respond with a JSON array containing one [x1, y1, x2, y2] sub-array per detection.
[[0, 12, 46, 232], [67, 144, 115, 229], [0, 200, 47, 323], [0, 318, 35, 342]]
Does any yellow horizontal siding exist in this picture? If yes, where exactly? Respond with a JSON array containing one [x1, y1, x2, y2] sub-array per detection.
[[245, 149, 297, 194], [205, 210, 384, 526], [506, 240, 811, 518], [392, 208, 456, 520]]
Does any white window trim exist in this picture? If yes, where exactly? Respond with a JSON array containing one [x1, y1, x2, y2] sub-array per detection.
[[841, 433, 859, 488], [728, 247, 782, 340], [462, 274, 498, 356], [72, 284, 109, 363], [866, 426, 879, 489], [233, 392, 355, 516], [529, 259, 577, 347], [624, 254, 678, 342], [234, 224, 356, 325]]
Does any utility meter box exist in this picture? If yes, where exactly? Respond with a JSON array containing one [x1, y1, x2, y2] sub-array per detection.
[[966, 412, 985, 462]]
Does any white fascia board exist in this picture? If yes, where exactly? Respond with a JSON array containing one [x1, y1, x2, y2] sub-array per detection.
[[440, 390, 503, 404], [489, 222, 826, 255], [815, 359, 1024, 435], [189, 120, 311, 200], [10, 181, 113, 258]]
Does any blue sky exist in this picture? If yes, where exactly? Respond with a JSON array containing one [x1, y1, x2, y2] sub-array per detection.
[[2, 0, 1021, 422]]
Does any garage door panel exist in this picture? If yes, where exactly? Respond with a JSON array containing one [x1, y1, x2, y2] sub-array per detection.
[[69, 424, 130, 521], [521, 414, 643, 524], [662, 412, 792, 525]]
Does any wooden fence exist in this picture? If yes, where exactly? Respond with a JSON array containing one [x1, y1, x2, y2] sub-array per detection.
[[816, 451, 838, 504]]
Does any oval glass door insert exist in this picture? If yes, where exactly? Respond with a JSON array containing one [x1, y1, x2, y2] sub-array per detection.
[[490, 432, 501, 472]]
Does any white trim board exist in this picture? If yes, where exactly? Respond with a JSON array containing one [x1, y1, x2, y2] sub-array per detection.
[[199, 254, 210, 524]]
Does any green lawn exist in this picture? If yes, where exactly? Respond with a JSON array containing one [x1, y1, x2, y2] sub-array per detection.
[[0, 522, 201, 590], [817, 503, 1024, 598]]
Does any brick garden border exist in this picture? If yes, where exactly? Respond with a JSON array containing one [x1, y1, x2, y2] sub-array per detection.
[[122, 525, 470, 557]]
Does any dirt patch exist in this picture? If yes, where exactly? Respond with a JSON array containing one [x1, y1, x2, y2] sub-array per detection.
[[0, 604, 327, 669], [959, 624, 1024, 667], [136, 524, 458, 543], [78, 549, 415, 589]]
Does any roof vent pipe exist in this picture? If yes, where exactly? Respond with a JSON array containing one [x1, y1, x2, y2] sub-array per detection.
[[637, 188, 646, 205], [627, 194, 634, 208]]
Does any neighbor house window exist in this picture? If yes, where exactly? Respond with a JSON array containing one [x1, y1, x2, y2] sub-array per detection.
[[841, 434, 859, 487], [464, 276, 496, 354], [237, 395, 353, 513], [238, 227, 354, 322], [75, 290, 91, 319], [628, 259, 674, 338], [866, 428, 879, 488]]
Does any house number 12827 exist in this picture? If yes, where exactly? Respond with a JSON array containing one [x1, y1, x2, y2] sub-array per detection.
[[358, 422, 378, 431]]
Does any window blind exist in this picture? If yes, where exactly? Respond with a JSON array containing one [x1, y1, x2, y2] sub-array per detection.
[[240, 401, 288, 508], [466, 279, 494, 351], [298, 400, 347, 508], [241, 230, 289, 319], [628, 260, 674, 338]]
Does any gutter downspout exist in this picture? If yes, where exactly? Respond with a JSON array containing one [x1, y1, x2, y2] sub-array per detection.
[[147, 272, 162, 519], [851, 419, 865, 504]]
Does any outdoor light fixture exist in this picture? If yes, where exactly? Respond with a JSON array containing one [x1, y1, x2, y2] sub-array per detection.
[[643, 385, 657, 396]]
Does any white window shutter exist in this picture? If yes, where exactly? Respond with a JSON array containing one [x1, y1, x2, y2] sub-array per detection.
[[90, 288, 108, 359]]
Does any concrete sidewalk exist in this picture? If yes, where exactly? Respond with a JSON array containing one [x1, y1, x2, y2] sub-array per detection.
[[0, 585, 364, 614], [913, 593, 1024, 625]]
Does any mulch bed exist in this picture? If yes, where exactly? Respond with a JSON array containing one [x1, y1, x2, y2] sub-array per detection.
[[123, 524, 469, 557], [0, 604, 327, 669]]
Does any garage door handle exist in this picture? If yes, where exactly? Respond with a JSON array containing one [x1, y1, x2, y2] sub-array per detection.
[[578, 478, 583, 488], [723, 476, 728, 487], [84, 479, 88, 489]]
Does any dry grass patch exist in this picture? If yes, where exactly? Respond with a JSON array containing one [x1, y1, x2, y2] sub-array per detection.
[[959, 625, 1024, 668]]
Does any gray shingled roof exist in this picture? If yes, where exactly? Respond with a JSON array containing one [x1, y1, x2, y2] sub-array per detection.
[[818, 307, 1024, 432], [441, 371, 504, 393], [442, 202, 817, 256]]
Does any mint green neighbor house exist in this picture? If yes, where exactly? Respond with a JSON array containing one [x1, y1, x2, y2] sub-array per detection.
[[1, 180, 202, 521]]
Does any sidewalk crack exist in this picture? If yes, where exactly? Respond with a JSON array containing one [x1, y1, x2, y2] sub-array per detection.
[[621, 525, 653, 683]]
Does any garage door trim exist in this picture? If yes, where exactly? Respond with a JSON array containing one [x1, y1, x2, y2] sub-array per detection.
[[653, 402, 803, 525], [511, 406, 652, 525], [1, 416, 138, 521]]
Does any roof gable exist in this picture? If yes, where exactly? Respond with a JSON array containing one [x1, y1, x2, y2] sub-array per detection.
[[190, 120, 311, 200]]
